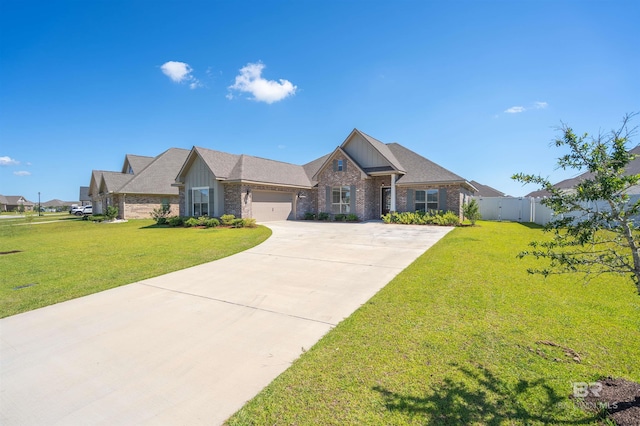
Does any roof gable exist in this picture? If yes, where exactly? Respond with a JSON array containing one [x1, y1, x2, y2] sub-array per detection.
[[311, 146, 368, 181], [119, 148, 189, 195], [122, 154, 154, 174], [99, 171, 133, 194], [341, 129, 405, 173]]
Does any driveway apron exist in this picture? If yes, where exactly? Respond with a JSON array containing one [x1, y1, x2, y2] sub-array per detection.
[[0, 221, 452, 425]]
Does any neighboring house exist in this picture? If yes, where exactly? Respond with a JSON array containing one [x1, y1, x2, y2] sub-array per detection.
[[88, 149, 189, 219], [526, 145, 640, 198], [79, 187, 91, 206], [174, 129, 477, 221], [42, 199, 79, 212], [470, 180, 506, 197], [0, 195, 35, 212]]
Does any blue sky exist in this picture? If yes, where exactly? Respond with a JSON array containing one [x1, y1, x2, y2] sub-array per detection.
[[1, 0, 638, 203]]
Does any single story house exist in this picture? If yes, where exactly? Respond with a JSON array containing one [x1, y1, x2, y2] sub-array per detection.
[[174, 129, 477, 221], [0, 195, 35, 212], [88, 148, 189, 219]]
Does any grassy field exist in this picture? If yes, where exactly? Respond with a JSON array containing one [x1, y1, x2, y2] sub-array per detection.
[[227, 221, 640, 425], [0, 219, 271, 318]]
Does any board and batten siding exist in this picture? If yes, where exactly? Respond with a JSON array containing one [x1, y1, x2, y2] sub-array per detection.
[[344, 133, 389, 169], [183, 155, 224, 216]]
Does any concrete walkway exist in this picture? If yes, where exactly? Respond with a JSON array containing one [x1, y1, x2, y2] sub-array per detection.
[[0, 221, 452, 425]]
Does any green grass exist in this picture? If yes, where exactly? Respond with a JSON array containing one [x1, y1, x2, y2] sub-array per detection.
[[226, 221, 640, 425], [0, 219, 271, 318]]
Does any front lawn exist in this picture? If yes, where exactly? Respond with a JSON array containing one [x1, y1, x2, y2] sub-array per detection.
[[227, 221, 640, 425], [0, 219, 271, 318]]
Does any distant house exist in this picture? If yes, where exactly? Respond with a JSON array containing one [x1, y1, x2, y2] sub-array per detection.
[[525, 145, 640, 197], [0, 195, 35, 212], [88, 149, 189, 219], [173, 129, 477, 221], [469, 180, 506, 197], [79, 187, 91, 206]]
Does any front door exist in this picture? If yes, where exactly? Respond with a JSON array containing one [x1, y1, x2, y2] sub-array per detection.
[[381, 187, 392, 216]]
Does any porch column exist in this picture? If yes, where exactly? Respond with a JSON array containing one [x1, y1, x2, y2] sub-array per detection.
[[390, 174, 397, 212]]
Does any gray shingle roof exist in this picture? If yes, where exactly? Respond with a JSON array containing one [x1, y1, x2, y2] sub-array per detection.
[[193, 147, 241, 179], [119, 148, 189, 194], [100, 171, 133, 193], [226, 154, 313, 187], [303, 153, 330, 184], [2, 195, 34, 205], [470, 180, 505, 197], [386, 143, 470, 185], [122, 154, 154, 174]]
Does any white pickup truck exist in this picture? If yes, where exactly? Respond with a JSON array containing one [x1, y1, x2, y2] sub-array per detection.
[[70, 205, 92, 216]]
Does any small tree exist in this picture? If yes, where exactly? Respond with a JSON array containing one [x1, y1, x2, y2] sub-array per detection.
[[463, 199, 482, 225], [106, 206, 119, 221], [150, 204, 171, 225], [512, 113, 640, 294]]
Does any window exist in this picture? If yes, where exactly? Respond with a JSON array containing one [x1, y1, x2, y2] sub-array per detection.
[[332, 186, 350, 214], [127, 165, 134, 174], [192, 187, 210, 216], [333, 159, 346, 172], [415, 189, 438, 212]]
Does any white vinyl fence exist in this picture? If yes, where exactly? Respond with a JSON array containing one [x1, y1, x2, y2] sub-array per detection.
[[472, 195, 640, 226]]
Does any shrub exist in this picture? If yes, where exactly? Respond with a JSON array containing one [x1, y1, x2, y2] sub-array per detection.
[[184, 217, 200, 227], [204, 218, 220, 228], [231, 218, 245, 228], [334, 214, 346, 222], [381, 211, 460, 226], [346, 214, 358, 222], [304, 212, 316, 220], [168, 216, 184, 227], [432, 211, 460, 226], [463, 199, 482, 225], [220, 214, 236, 226], [242, 218, 257, 228], [106, 206, 119, 221], [87, 214, 106, 222], [318, 212, 330, 221]]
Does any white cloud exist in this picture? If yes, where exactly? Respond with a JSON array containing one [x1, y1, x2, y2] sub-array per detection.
[[505, 106, 526, 114], [160, 61, 201, 89], [0, 156, 19, 166], [14, 171, 30, 176], [504, 101, 549, 114], [228, 62, 297, 104]]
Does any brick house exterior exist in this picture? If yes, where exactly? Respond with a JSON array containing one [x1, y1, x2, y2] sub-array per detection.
[[174, 129, 476, 222], [89, 129, 476, 222]]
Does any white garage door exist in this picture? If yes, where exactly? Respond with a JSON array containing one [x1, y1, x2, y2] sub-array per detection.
[[252, 191, 294, 222]]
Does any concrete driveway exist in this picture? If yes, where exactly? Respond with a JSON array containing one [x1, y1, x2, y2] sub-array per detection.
[[1, 221, 452, 425]]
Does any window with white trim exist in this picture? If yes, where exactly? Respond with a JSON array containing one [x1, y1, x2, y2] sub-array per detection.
[[415, 189, 438, 212], [331, 186, 350, 214], [192, 187, 210, 216]]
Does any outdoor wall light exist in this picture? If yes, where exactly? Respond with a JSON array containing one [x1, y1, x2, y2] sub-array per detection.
[[297, 191, 307, 198], [246, 188, 251, 195]]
